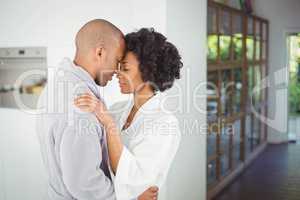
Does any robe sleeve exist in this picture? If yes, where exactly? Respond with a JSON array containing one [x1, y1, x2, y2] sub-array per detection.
[[113, 115, 181, 200]]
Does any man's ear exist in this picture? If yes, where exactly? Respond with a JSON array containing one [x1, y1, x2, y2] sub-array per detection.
[[95, 46, 105, 61]]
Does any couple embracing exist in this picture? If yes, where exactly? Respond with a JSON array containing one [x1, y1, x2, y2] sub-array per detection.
[[37, 19, 182, 200]]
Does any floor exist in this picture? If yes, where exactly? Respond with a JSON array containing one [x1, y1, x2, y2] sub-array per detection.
[[288, 116, 300, 141], [214, 143, 300, 200]]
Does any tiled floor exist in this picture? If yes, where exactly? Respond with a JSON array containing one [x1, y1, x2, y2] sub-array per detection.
[[214, 143, 300, 200]]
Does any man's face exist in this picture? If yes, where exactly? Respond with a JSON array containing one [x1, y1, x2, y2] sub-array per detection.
[[95, 40, 126, 86]]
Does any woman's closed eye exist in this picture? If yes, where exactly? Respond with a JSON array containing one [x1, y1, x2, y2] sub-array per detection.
[[119, 65, 129, 72], [120, 61, 130, 71]]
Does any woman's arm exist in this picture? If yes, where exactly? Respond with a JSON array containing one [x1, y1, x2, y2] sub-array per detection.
[[74, 93, 162, 200], [102, 119, 123, 174], [74, 93, 123, 173]]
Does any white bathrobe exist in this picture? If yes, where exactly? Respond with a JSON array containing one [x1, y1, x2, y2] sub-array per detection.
[[109, 92, 181, 200]]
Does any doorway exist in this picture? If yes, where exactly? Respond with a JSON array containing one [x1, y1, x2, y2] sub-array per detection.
[[287, 33, 300, 143]]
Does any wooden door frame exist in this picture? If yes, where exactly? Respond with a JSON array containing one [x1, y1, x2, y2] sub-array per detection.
[[285, 28, 300, 142]]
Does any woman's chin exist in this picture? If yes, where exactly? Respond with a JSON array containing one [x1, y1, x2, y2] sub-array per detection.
[[120, 90, 131, 94], [119, 86, 130, 94]]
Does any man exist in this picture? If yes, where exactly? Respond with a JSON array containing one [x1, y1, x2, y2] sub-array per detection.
[[36, 19, 158, 200]]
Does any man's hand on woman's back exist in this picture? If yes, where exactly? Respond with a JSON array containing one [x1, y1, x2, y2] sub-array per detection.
[[138, 186, 159, 200]]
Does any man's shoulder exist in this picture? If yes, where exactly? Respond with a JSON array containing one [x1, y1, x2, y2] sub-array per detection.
[[36, 79, 92, 120]]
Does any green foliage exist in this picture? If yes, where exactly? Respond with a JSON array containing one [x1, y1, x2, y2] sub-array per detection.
[[288, 35, 300, 115], [233, 34, 243, 60], [289, 72, 300, 114], [220, 36, 231, 60], [207, 34, 254, 62], [246, 37, 254, 60], [208, 35, 218, 61]]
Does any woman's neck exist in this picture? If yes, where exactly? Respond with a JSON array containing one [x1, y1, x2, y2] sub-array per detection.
[[133, 85, 155, 110], [122, 85, 154, 131]]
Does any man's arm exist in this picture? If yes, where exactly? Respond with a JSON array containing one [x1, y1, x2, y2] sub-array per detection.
[[59, 112, 115, 200]]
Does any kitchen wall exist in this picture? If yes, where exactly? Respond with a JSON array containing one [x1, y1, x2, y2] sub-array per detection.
[[0, 0, 166, 66], [166, 0, 207, 199], [253, 0, 300, 143], [0, 0, 207, 199], [0, 0, 167, 106]]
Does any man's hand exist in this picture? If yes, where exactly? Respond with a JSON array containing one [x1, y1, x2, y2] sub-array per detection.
[[137, 186, 159, 200]]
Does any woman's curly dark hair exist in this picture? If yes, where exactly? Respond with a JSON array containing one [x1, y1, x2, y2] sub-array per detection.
[[125, 28, 183, 92]]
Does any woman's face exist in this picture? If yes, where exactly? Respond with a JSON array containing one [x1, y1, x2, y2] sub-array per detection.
[[117, 51, 145, 94]]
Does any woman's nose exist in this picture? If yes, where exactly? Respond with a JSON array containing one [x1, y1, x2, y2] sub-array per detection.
[[116, 70, 122, 78]]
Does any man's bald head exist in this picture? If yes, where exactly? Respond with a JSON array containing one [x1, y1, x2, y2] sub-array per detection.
[[74, 19, 125, 86], [75, 19, 124, 55]]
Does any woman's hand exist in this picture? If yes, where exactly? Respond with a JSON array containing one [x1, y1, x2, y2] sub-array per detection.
[[75, 92, 123, 173], [138, 186, 158, 200], [74, 92, 114, 126]]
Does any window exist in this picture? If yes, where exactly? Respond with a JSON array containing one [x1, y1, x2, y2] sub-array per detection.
[[207, 1, 269, 189]]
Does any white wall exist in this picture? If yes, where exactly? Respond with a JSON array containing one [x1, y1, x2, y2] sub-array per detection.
[[0, 0, 166, 66], [0, 0, 167, 107], [0, 109, 47, 199], [166, 0, 207, 199], [253, 0, 300, 143]]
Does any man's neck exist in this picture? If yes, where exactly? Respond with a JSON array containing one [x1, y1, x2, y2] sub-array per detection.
[[73, 56, 96, 80]]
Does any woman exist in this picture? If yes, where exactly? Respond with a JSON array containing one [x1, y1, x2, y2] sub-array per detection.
[[74, 28, 183, 200]]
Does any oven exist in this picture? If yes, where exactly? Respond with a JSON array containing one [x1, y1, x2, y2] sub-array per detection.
[[0, 47, 47, 109]]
